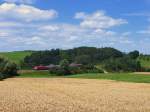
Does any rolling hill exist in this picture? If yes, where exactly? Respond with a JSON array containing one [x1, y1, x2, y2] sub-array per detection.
[[0, 50, 150, 68], [0, 51, 33, 64]]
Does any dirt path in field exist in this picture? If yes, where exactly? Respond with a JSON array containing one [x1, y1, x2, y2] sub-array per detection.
[[0, 78, 150, 112], [134, 72, 150, 75]]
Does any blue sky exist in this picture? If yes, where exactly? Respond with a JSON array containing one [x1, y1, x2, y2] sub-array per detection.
[[0, 0, 150, 54]]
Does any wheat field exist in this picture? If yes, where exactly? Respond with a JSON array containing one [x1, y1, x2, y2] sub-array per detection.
[[0, 78, 150, 112]]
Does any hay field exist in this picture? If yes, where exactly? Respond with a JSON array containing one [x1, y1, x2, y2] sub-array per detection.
[[0, 78, 150, 112]]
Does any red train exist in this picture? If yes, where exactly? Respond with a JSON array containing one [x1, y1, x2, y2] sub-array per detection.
[[33, 66, 49, 70]]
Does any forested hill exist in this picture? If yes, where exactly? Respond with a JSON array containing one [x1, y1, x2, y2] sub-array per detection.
[[21, 47, 146, 72], [0, 47, 150, 70], [23, 47, 130, 66]]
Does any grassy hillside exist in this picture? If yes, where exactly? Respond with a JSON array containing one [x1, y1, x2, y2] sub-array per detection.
[[0, 51, 32, 64]]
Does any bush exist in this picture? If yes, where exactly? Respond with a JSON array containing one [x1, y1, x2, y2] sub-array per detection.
[[83, 64, 104, 73], [49, 66, 71, 76], [0, 57, 18, 79], [3, 62, 17, 75], [49, 67, 64, 76], [69, 66, 84, 74]]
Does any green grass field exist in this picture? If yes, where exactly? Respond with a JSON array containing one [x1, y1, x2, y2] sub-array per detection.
[[17, 70, 150, 83], [0, 51, 32, 64], [66, 73, 150, 83]]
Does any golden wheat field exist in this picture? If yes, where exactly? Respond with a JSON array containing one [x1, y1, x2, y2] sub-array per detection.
[[0, 78, 150, 112]]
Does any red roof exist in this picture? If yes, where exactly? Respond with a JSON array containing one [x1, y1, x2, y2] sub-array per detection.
[[33, 66, 49, 70]]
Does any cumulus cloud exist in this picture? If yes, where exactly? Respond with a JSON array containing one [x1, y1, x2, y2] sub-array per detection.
[[2, 0, 36, 4], [0, 3, 58, 22], [75, 11, 127, 29], [0, 21, 133, 51], [0, 5, 135, 52]]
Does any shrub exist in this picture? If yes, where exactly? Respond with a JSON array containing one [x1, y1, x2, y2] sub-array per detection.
[[49, 67, 65, 76], [83, 64, 104, 73], [2, 62, 18, 76], [69, 66, 84, 74], [49, 66, 71, 76], [0, 57, 18, 79]]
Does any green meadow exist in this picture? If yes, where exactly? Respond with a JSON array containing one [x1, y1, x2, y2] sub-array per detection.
[[16, 70, 150, 83], [0, 51, 32, 64]]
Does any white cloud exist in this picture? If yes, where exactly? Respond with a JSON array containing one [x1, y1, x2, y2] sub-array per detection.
[[2, 0, 36, 4], [25, 36, 46, 45], [39, 25, 60, 31], [0, 21, 24, 28], [0, 7, 140, 52], [0, 3, 58, 22], [0, 21, 133, 51], [75, 11, 127, 29]]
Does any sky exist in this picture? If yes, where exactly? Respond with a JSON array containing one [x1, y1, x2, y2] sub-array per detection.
[[0, 0, 150, 54]]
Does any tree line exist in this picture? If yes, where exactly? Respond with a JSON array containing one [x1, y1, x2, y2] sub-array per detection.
[[22, 47, 142, 72]]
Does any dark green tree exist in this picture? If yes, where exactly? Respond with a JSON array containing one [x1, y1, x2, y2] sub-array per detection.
[[128, 50, 139, 59], [75, 55, 91, 65]]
